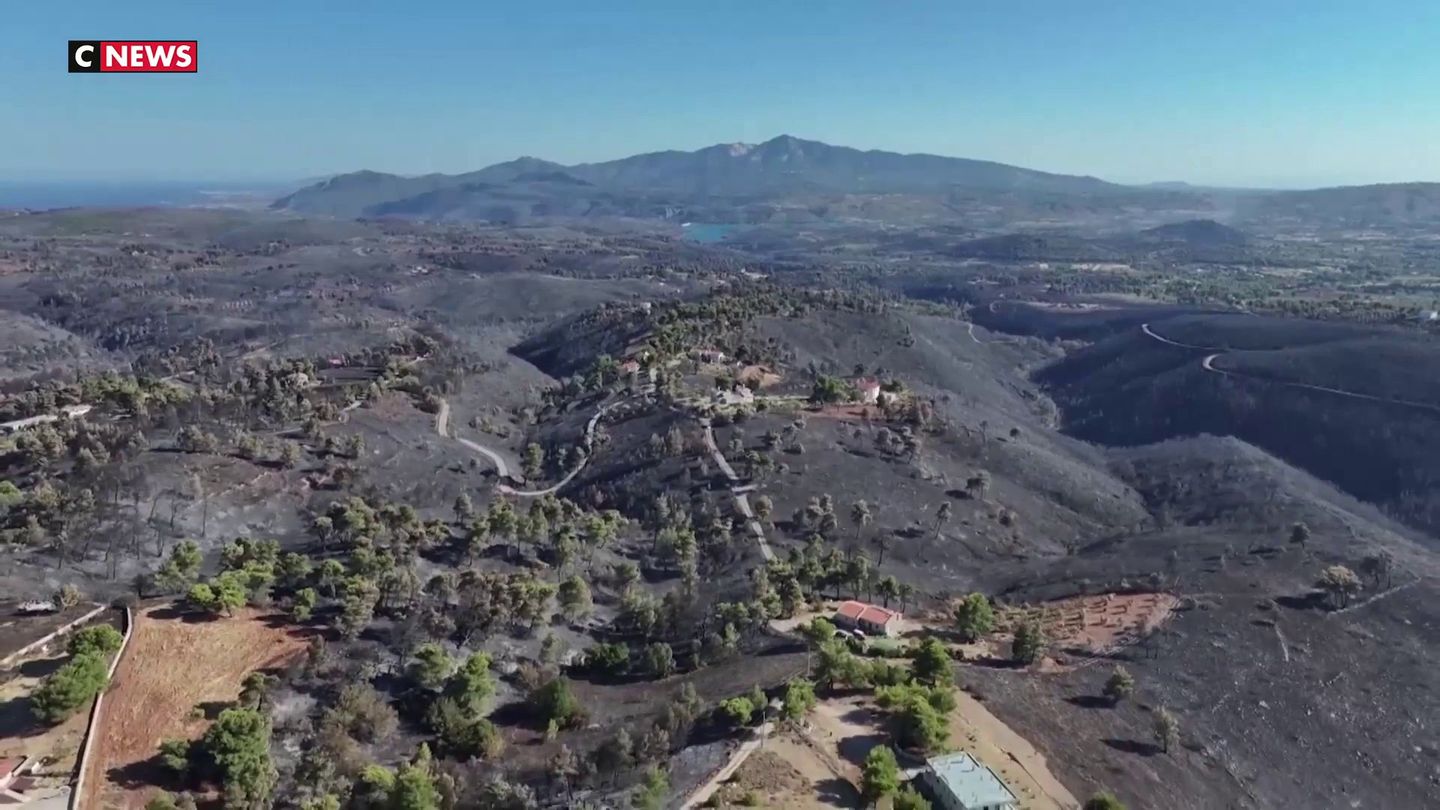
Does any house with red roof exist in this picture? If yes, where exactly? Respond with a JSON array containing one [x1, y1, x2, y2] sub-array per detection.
[[0, 756, 34, 801], [854, 377, 882, 404], [833, 600, 901, 636]]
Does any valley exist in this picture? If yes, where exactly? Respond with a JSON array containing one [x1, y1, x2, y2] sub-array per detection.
[[0, 195, 1436, 810]]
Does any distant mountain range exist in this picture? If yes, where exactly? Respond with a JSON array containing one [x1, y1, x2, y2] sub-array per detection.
[[274, 135, 1440, 229]]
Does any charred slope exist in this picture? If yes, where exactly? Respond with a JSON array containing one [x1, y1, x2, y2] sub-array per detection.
[[1140, 218, 1247, 246], [945, 220, 1261, 265], [1040, 314, 1440, 537], [970, 432, 1440, 810], [511, 304, 653, 379]]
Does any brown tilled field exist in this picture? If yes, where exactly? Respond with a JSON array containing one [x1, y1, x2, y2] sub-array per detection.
[[83, 605, 310, 810], [997, 592, 1179, 659]]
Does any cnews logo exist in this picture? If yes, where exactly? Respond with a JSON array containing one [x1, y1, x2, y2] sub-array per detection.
[[68, 40, 197, 73]]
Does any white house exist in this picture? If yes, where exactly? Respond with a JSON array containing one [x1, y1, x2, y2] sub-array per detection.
[[832, 600, 901, 637], [854, 377, 882, 404], [0, 404, 93, 435], [712, 385, 755, 406], [919, 752, 1017, 810]]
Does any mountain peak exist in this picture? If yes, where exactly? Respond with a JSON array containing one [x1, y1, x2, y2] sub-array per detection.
[[276, 135, 1123, 217], [755, 133, 819, 151]]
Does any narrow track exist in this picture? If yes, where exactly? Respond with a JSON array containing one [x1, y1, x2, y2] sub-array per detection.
[[1141, 323, 1440, 414]]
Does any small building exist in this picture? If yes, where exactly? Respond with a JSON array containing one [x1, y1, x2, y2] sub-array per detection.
[[619, 359, 642, 375], [0, 404, 92, 435], [0, 757, 30, 793], [694, 348, 728, 364], [919, 752, 1017, 810], [854, 377, 882, 404], [712, 385, 754, 406], [832, 600, 901, 637], [0, 414, 54, 435]]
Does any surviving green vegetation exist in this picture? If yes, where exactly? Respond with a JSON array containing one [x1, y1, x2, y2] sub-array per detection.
[[0, 198, 1436, 810]]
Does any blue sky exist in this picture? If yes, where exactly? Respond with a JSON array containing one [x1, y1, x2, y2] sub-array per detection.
[[3, 1, 1438, 188]]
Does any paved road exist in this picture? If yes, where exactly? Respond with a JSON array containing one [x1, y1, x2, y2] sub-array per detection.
[[1143, 323, 1440, 414], [699, 417, 775, 561]]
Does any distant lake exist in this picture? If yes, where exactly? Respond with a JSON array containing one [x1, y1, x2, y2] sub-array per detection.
[[680, 223, 737, 243]]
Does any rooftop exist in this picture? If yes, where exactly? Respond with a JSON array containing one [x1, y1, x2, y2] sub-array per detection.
[[926, 752, 1017, 808], [835, 600, 900, 626]]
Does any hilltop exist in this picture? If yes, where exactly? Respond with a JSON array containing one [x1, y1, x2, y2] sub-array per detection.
[[1140, 218, 1248, 246]]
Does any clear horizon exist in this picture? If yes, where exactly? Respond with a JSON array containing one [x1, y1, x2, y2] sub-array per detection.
[[5, 1, 1439, 190]]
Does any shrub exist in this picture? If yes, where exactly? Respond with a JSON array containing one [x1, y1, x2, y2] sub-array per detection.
[[67, 624, 123, 658], [643, 642, 675, 679], [55, 583, 83, 609], [953, 592, 995, 642], [1153, 707, 1179, 754], [158, 738, 193, 774], [911, 638, 952, 686], [529, 677, 586, 729], [860, 746, 900, 805], [1084, 793, 1127, 810], [781, 678, 817, 721], [144, 794, 198, 810], [409, 643, 454, 692], [720, 696, 754, 727], [444, 652, 494, 715], [583, 642, 630, 676], [321, 683, 398, 744], [428, 696, 504, 758], [1012, 620, 1045, 664], [633, 766, 668, 810], [1103, 666, 1135, 705], [198, 708, 275, 809], [31, 652, 108, 723], [894, 786, 932, 810], [289, 588, 317, 621]]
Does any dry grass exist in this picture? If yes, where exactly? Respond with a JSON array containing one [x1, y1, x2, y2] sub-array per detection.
[[83, 605, 311, 810], [717, 744, 854, 809]]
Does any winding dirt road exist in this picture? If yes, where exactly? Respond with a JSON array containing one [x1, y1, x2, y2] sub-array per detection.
[[1141, 323, 1440, 414], [1140, 321, 1220, 351], [436, 396, 627, 498], [434, 399, 514, 479], [699, 417, 776, 561]]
